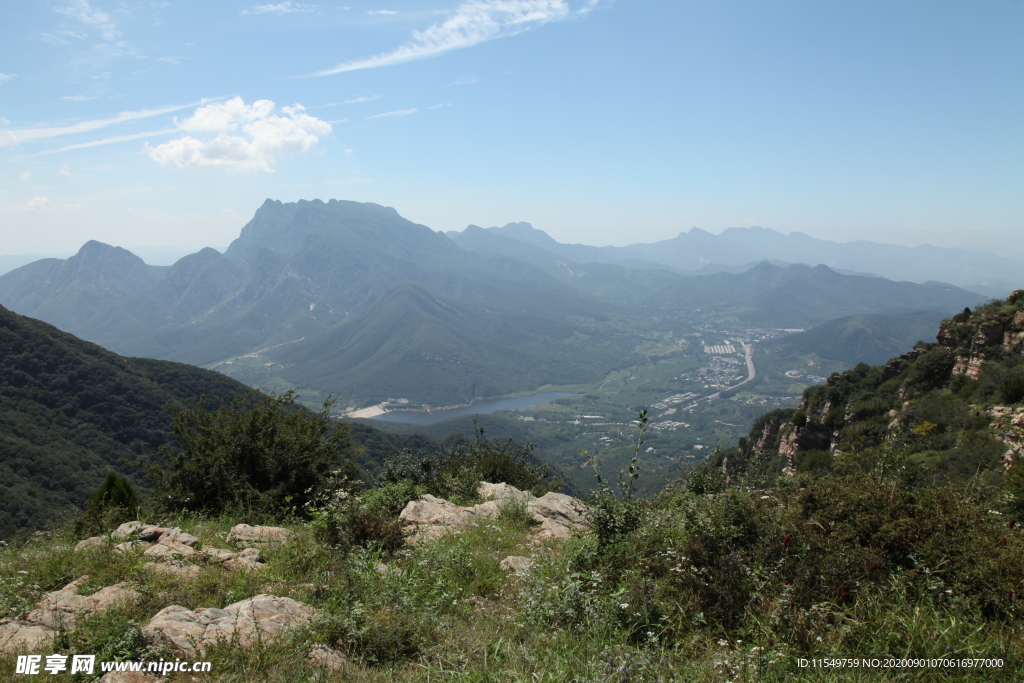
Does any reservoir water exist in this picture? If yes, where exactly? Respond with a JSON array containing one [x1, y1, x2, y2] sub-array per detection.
[[370, 392, 577, 425]]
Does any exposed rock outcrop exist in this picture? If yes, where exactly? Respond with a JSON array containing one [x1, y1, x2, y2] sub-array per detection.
[[0, 578, 138, 653], [398, 482, 588, 542], [777, 420, 831, 476], [500, 556, 534, 574], [79, 522, 264, 578], [144, 595, 316, 654], [754, 416, 785, 454], [988, 405, 1024, 469], [309, 644, 348, 672]]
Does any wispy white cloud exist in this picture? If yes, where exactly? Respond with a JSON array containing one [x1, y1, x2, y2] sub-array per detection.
[[243, 2, 318, 15], [26, 196, 51, 212], [59, 165, 75, 177], [62, 94, 96, 101], [146, 98, 332, 172], [449, 74, 479, 86], [0, 73, 14, 85], [20, 172, 31, 182], [309, 0, 598, 76], [367, 9, 397, 15], [344, 94, 382, 104], [0, 101, 205, 148], [57, 0, 119, 41], [426, 103, 451, 110], [365, 108, 417, 119], [27, 128, 179, 156]]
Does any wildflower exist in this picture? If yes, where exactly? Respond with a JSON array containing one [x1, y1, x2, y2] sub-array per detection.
[[866, 562, 879, 573], [718, 639, 729, 647], [783, 534, 791, 548], [619, 603, 629, 610], [996, 538, 1008, 546]]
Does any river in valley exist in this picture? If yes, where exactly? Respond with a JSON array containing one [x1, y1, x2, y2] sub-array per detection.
[[370, 391, 577, 425]]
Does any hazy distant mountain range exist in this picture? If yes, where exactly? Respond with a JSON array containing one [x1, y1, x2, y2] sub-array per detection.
[[0, 199, 990, 406], [449, 222, 1022, 297]]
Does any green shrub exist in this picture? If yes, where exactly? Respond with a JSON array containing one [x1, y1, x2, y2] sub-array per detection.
[[999, 368, 1024, 404], [145, 390, 358, 516], [496, 495, 540, 531], [586, 411, 647, 556], [377, 428, 560, 503]]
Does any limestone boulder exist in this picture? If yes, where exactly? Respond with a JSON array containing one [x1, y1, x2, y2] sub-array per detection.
[[499, 556, 534, 574], [478, 481, 532, 502], [223, 548, 263, 572], [27, 578, 139, 630], [75, 536, 107, 551], [309, 644, 348, 672], [528, 492, 588, 539], [111, 521, 144, 540], [159, 528, 199, 547], [0, 620, 55, 652], [0, 578, 138, 652], [398, 483, 589, 542], [227, 524, 293, 548], [398, 494, 477, 541], [137, 525, 169, 542], [113, 540, 151, 555], [144, 595, 316, 654]]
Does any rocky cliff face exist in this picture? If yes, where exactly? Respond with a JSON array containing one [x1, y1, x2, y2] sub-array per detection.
[[731, 291, 1024, 479], [937, 294, 1024, 379]]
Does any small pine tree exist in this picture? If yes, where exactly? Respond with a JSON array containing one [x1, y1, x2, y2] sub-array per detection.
[[76, 472, 139, 538], [88, 472, 139, 511]]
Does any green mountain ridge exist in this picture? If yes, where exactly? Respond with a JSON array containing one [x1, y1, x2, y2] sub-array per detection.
[[775, 310, 950, 366], [468, 221, 1023, 295], [0, 199, 988, 408]]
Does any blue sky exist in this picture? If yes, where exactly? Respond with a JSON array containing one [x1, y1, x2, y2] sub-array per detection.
[[1, 0, 1022, 259]]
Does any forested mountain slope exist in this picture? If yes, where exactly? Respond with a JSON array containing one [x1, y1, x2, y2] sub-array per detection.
[[771, 310, 950, 366], [0, 304, 249, 537], [0, 305, 446, 538]]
